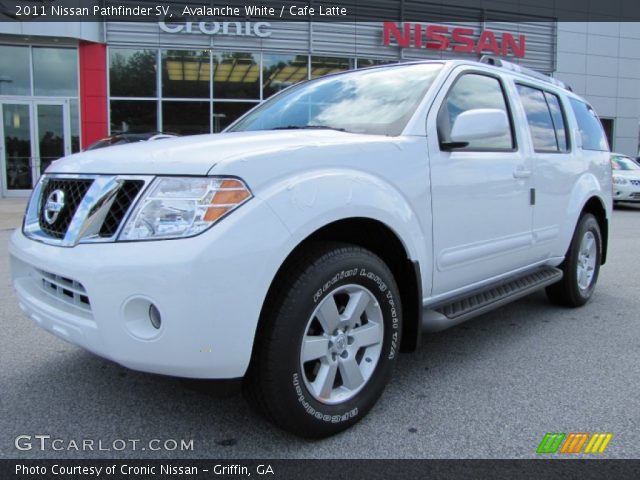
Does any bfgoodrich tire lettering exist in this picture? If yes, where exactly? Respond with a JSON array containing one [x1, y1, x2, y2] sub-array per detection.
[[244, 243, 402, 438], [546, 213, 602, 307]]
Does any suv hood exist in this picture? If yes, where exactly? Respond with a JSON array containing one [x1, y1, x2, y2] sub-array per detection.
[[47, 130, 393, 176]]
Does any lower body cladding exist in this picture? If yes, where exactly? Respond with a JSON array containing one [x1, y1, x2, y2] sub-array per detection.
[[613, 183, 640, 203], [9, 198, 290, 379]]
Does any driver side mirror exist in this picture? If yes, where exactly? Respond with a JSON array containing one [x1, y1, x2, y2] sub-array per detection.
[[441, 108, 510, 150]]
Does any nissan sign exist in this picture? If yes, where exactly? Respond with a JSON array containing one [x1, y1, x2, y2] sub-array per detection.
[[383, 22, 526, 58]]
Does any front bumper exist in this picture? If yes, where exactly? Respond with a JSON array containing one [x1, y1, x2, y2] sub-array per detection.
[[9, 198, 291, 379], [613, 183, 640, 202]]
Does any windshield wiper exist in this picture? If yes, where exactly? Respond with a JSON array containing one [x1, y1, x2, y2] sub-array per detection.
[[271, 125, 347, 132]]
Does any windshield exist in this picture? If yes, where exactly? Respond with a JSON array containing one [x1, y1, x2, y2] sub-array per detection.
[[611, 155, 640, 171], [228, 63, 443, 136]]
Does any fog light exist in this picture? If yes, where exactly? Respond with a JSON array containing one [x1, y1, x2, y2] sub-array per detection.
[[149, 304, 162, 330]]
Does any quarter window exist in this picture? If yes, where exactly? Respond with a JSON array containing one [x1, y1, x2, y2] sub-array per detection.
[[437, 74, 514, 151], [516, 84, 568, 153], [569, 98, 609, 151]]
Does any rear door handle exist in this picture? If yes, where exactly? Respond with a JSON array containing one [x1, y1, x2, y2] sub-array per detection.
[[513, 169, 532, 179]]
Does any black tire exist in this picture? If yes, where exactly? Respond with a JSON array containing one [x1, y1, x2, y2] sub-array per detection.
[[546, 213, 602, 307], [244, 242, 402, 438]]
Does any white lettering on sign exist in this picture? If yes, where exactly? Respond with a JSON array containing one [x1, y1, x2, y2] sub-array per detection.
[[159, 21, 272, 38]]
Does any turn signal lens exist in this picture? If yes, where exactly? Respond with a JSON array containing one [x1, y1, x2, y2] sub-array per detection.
[[204, 179, 252, 222]]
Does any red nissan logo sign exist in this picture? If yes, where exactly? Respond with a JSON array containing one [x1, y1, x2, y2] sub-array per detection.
[[383, 22, 526, 58]]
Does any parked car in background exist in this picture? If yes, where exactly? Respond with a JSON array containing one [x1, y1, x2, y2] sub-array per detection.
[[611, 153, 640, 204], [86, 133, 179, 151]]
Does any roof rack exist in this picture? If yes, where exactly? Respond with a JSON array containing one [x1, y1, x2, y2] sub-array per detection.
[[479, 55, 572, 92]]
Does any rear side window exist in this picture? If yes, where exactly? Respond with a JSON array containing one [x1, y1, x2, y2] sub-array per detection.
[[516, 85, 569, 153], [437, 73, 514, 151], [544, 92, 569, 151], [569, 98, 609, 151]]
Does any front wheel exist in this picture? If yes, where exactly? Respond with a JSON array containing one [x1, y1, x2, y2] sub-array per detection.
[[546, 213, 602, 307], [244, 243, 402, 438]]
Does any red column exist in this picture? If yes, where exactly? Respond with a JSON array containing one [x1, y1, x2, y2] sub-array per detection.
[[78, 41, 108, 150]]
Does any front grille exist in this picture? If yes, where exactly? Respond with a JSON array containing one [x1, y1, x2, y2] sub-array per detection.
[[99, 180, 145, 237], [630, 180, 640, 186], [39, 179, 93, 239], [631, 193, 640, 199], [25, 174, 152, 246], [37, 269, 91, 312]]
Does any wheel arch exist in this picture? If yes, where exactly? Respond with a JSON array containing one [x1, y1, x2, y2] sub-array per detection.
[[581, 196, 609, 265], [253, 218, 423, 360]]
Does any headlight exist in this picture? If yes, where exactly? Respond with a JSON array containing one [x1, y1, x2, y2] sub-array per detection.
[[119, 177, 252, 241], [612, 176, 628, 185]]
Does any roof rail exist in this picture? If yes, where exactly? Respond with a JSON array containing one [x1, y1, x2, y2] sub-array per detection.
[[479, 55, 572, 92]]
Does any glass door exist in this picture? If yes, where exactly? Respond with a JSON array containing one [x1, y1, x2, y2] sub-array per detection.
[[0, 100, 70, 196], [1, 102, 34, 195], [34, 101, 70, 175]]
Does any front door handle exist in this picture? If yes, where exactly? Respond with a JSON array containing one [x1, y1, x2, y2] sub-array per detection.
[[513, 168, 532, 179]]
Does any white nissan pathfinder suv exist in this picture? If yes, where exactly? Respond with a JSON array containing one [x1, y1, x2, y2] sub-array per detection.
[[10, 58, 612, 438]]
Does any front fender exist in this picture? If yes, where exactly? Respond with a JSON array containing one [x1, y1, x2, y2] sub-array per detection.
[[258, 169, 431, 291]]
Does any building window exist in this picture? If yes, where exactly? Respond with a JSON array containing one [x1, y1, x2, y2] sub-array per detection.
[[600, 118, 614, 151], [356, 58, 396, 68], [0, 45, 30, 96], [109, 48, 157, 98], [262, 53, 309, 98], [162, 101, 210, 135], [162, 50, 210, 99], [36, 104, 66, 173], [110, 100, 157, 134], [70, 99, 80, 153], [212, 52, 260, 99], [3, 103, 32, 189], [106, 49, 372, 135], [212, 102, 257, 133], [310, 56, 354, 79], [33, 47, 78, 97]]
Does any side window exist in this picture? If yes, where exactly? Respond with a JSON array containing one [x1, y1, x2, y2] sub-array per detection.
[[544, 92, 569, 152], [437, 73, 514, 151], [569, 98, 609, 151], [516, 85, 569, 153]]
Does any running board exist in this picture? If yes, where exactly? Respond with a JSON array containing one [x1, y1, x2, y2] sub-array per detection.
[[422, 267, 563, 332]]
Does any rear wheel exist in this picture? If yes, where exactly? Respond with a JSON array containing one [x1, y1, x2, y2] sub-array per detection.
[[546, 213, 602, 307], [244, 243, 402, 438]]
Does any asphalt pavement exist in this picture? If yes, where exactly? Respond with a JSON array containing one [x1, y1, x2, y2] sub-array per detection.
[[1, 201, 639, 459]]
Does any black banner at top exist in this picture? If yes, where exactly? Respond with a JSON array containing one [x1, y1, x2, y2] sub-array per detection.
[[0, 0, 639, 22]]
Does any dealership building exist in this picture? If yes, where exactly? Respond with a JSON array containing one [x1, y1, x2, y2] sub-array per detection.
[[0, 16, 639, 196]]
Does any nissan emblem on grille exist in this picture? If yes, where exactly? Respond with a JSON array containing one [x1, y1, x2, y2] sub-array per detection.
[[43, 190, 65, 225]]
